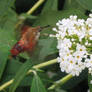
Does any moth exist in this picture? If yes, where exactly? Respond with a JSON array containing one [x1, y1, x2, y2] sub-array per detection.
[[10, 25, 49, 58]]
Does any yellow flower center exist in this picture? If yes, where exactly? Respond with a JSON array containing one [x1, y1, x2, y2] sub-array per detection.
[[80, 49, 83, 51], [70, 60, 73, 63], [77, 56, 80, 59]]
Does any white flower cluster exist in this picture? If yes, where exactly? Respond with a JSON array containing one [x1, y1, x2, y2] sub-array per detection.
[[50, 14, 92, 76]]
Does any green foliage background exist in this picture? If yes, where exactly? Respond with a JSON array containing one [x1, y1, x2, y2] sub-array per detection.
[[0, 0, 92, 92]]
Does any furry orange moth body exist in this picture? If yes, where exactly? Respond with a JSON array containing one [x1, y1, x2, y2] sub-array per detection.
[[10, 25, 49, 57]]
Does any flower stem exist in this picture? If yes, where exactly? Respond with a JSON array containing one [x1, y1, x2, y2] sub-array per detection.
[[48, 74, 73, 90], [34, 59, 57, 68], [27, 0, 45, 15], [0, 59, 57, 91], [0, 80, 14, 91], [15, 0, 45, 28]]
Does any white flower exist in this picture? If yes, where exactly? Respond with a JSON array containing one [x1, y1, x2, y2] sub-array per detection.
[[50, 14, 92, 76], [89, 14, 92, 17], [76, 44, 87, 55], [89, 29, 92, 35], [89, 37, 92, 40], [89, 68, 92, 75], [57, 38, 72, 50], [63, 38, 72, 48], [85, 55, 92, 74], [85, 41, 88, 45], [90, 80, 92, 84], [87, 89, 90, 92], [73, 51, 83, 62], [52, 28, 57, 32], [86, 18, 92, 26]]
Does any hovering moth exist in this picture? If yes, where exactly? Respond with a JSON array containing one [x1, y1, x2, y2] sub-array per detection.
[[10, 25, 49, 58]]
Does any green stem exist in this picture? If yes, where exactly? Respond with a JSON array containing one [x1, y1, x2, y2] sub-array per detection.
[[0, 59, 57, 91], [16, 0, 45, 28], [27, 0, 45, 15], [48, 74, 73, 90], [34, 58, 57, 68], [0, 80, 14, 91]]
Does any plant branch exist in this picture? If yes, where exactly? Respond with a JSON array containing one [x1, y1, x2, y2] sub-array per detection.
[[27, 0, 45, 15], [15, 0, 45, 28], [28, 58, 57, 74], [48, 74, 73, 90], [0, 59, 57, 91]]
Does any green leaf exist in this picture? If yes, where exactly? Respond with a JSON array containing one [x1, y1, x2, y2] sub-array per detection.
[[9, 60, 32, 92], [41, 0, 58, 14], [64, 0, 85, 12], [0, 2, 17, 67], [38, 38, 57, 59], [31, 74, 47, 92], [0, 0, 15, 14], [0, 51, 9, 80], [76, 0, 92, 10], [0, 60, 22, 84], [0, 9, 17, 56], [0, 0, 17, 28], [0, 28, 16, 52], [88, 73, 92, 92], [30, 38, 57, 64], [0, 18, 16, 80], [4, 59, 22, 75], [0, 9, 17, 29]]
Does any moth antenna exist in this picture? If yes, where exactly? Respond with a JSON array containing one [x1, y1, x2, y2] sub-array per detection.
[[39, 25, 50, 32]]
